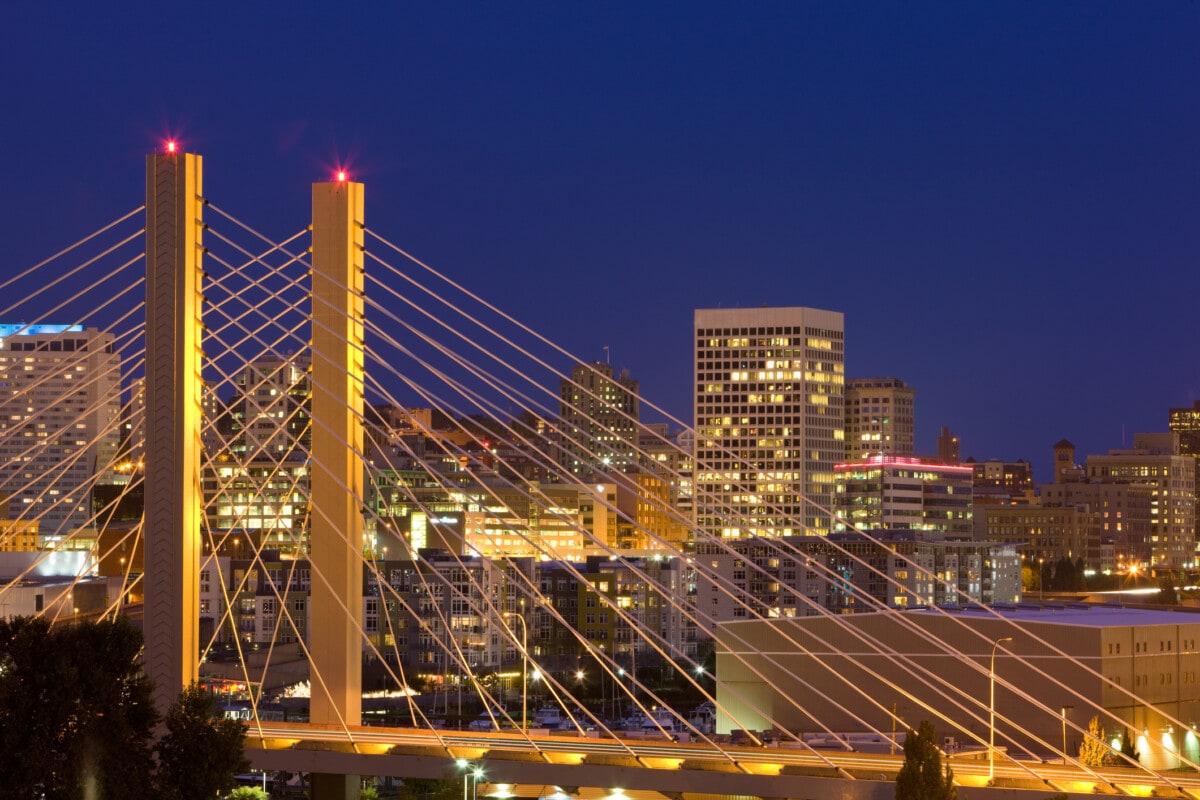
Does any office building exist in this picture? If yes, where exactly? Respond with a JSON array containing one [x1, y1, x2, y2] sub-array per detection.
[[0, 324, 121, 539], [1084, 433, 1195, 567], [844, 378, 915, 461], [1168, 401, 1200, 532], [694, 307, 844, 538], [937, 426, 961, 464], [203, 354, 312, 548], [559, 362, 640, 475], [834, 455, 974, 538], [970, 458, 1035, 505], [980, 502, 1101, 567], [1169, 401, 1200, 460]]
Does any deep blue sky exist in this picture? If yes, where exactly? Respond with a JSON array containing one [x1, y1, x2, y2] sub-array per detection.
[[2, 3, 1197, 480]]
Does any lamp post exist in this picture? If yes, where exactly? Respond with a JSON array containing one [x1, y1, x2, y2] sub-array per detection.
[[990, 636, 1013, 784], [1061, 705, 1074, 759], [503, 610, 528, 730], [456, 760, 483, 800]]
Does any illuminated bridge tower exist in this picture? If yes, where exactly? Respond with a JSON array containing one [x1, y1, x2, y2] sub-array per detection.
[[308, 178, 366, 800], [143, 148, 204, 718]]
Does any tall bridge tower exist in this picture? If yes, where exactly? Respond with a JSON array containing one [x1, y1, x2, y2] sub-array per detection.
[[142, 157, 366, 799], [143, 150, 204, 718]]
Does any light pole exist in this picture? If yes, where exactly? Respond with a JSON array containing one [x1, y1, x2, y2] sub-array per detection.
[[503, 610, 528, 730], [1061, 705, 1073, 759], [990, 636, 1013, 784], [456, 760, 483, 800]]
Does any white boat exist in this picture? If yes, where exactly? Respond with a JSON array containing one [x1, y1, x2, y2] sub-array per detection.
[[687, 701, 716, 734], [637, 707, 684, 732], [532, 706, 564, 727]]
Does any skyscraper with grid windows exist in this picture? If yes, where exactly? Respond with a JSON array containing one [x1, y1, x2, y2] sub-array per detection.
[[0, 324, 121, 540], [693, 307, 844, 538]]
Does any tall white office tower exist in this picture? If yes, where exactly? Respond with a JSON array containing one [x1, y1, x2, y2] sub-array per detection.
[[0, 324, 121, 540], [694, 307, 844, 538]]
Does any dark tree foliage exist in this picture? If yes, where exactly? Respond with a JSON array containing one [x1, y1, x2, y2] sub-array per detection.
[[395, 777, 462, 800], [1046, 557, 1087, 592], [0, 615, 157, 800], [1119, 726, 1141, 764], [895, 720, 957, 800], [1155, 574, 1180, 605], [155, 683, 249, 800]]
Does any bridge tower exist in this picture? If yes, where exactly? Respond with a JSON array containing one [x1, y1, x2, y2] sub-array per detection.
[[143, 150, 204, 717], [308, 179, 366, 800]]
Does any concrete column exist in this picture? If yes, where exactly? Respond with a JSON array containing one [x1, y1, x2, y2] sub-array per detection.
[[309, 180, 365, 800], [143, 151, 204, 717]]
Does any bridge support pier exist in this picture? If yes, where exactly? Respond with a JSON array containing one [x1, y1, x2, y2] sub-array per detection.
[[143, 150, 204, 718], [309, 179, 366, 800]]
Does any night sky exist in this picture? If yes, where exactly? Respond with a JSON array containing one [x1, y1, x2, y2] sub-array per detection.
[[2, 3, 1196, 480]]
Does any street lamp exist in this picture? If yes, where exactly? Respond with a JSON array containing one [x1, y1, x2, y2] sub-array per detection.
[[989, 636, 1013, 784], [503, 611, 528, 730], [1061, 705, 1074, 759], [456, 760, 483, 800]]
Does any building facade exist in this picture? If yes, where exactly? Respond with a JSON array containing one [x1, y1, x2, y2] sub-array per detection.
[[694, 532, 1020, 634], [1084, 434, 1195, 567], [834, 455, 974, 538], [0, 324, 121, 539], [203, 354, 312, 550], [715, 605, 1200, 771], [559, 362, 640, 475], [694, 307, 845, 538], [843, 378, 915, 461]]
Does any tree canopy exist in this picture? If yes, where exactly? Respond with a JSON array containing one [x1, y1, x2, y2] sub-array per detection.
[[1078, 715, 1110, 767], [157, 683, 250, 800], [895, 720, 957, 800], [0, 615, 158, 799], [0, 616, 250, 800]]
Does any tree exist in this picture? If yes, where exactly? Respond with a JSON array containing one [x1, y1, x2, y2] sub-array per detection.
[[225, 788, 268, 800], [1155, 574, 1179, 605], [396, 776, 462, 800], [0, 615, 158, 799], [1119, 726, 1141, 764], [155, 683, 250, 800], [1078, 715, 1110, 767], [895, 720, 956, 800]]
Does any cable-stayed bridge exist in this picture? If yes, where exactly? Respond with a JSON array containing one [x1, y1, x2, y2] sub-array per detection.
[[1, 148, 1198, 800]]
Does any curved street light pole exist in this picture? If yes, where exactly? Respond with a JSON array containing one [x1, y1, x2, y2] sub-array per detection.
[[990, 636, 1014, 784]]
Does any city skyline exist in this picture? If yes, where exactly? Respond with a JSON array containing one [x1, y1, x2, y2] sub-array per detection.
[[1, 4, 1196, 477]]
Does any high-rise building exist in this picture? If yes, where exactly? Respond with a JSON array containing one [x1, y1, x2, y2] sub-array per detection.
[[203, 354, 311, 546], [937, 426, 961, 464], [843, 378, 915, 461], [1169, 401, 1200, 458], [694, 307, 844, 537], [228, 355, 310, 461], [1168, 401, 1200, 532], [559, 362, 640, 475], [0, 324, 121, 539]]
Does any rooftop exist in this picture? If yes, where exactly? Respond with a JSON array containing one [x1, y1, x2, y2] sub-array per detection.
[[918, 602, 1200, 628]]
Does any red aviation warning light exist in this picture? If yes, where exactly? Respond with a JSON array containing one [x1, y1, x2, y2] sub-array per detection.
[[336, 169, 348, 182], [166, 140, 177, 154]]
